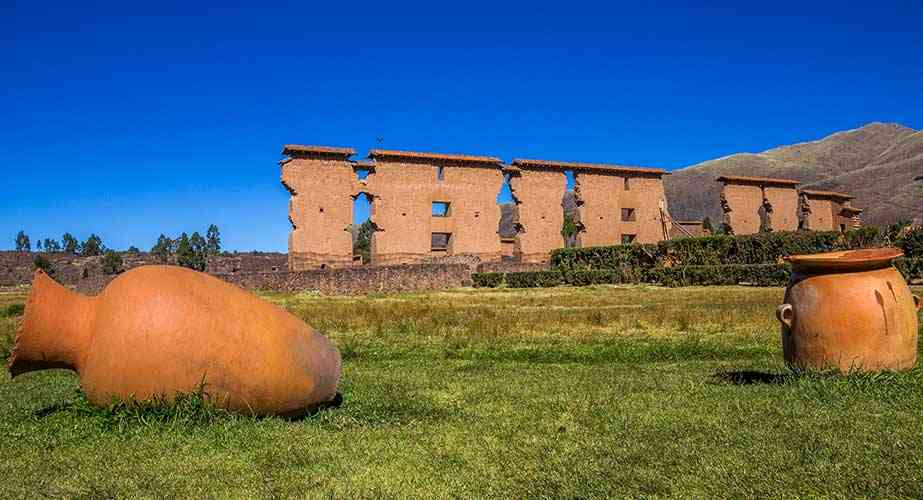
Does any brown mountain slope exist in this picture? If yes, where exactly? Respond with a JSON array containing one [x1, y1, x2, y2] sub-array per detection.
[[665, 122, 923, 225]]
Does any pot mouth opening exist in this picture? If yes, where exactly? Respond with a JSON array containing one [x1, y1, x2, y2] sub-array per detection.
[[785, 247, 903, 273]]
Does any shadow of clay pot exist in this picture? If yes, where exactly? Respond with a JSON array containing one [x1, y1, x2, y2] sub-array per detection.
[[8, 266, 341, 417], [778, 248, 921, 373]]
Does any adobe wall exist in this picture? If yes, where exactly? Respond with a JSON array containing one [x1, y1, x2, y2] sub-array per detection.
[[574, 172, 621, 247], [366, 157, 504, 265], [281, 149, 357, 270], [623, 175, 670, 243], [802, 195, 836, 231], [721, 183, 764, 235], [507, 168, 567, 263], [361, 158, 433, 265], [800, 191, 862, 231], [763, 186, 798, 232], [719, 176, 800, 235], [573, 171, 669, 246]]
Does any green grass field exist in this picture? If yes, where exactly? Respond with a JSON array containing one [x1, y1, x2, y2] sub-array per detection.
[[1, 285, 922, 498]]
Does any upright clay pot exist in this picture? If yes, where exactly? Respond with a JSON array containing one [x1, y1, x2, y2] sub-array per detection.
[[777, 248, 921, 373], [8, 266, 341, 416]]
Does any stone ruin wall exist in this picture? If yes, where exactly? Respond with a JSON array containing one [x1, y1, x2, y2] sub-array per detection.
[[798, 190, 862, 232], [282, 147, 863, 270], [507, 167, 568, 264], [280, 148, 358, 271], [719, 176, 862, 235], [366, 154, 505, 266], [282, 146, 671, 269]]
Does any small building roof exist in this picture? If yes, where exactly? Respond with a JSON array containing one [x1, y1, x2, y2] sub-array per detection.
[[282, 144, 356, 158], [799, 189, 854, 200], [840, 205, 863, 214], [716, 175, 800, 187], [369, 149, 503, 164], [510, 159, 667, 176]]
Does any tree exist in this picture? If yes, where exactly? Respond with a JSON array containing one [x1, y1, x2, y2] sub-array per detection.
[[353, 220, 376, 264], [81, 234, 105, 256], [206, 224, 221, 256], [15, 230, 30, 252], [33, 254, 54, 275], [101, 250, 123, 275], [189, 232, 208, 271], [151, 234, 174, 262], [561, 213, 582, 248], [36, 240, 43, 251], [43, 238, 61, 252], [176, 233, 205, 271], [127, 246, 141, 254], [62, 233, 79, 254]]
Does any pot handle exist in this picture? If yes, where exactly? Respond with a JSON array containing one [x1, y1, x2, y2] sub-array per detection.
[[776, 304, 794, 328], [914, 294, 921, 311]]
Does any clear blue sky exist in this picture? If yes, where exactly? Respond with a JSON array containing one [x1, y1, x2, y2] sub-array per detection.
[[3, 1, 921, 251]]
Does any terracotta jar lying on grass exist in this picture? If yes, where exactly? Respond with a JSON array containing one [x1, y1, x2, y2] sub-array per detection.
[[8, 266, 341, 417], [777, 248, 920, 373]]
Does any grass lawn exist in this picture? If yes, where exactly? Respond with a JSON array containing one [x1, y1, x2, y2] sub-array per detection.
[[1, 284, 922, 498]]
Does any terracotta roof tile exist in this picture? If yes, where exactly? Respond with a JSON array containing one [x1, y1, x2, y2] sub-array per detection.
[[510, 159, 667, 175], [369, 149, 502, 164], [717, 175, 800, 186], [282, 145, 355, 157], [799, 189, 854, 200]]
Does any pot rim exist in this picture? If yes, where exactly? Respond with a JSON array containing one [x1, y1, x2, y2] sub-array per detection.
[[785, 247, 904, 273]]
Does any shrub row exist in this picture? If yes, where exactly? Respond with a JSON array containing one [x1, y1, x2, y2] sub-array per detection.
[[473, 258, 923, 289], [551, 226, 923, 271]]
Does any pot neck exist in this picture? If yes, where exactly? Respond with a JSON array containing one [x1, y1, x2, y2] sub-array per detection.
[[7, 271, 96, 377]]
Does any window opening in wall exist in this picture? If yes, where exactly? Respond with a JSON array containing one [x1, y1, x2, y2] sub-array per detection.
[[436, 165, 445, 181], [431, 232, 451, 251], [624, 177, 630, 191], [432, 201, 450, 217], [355, 168, 370, 181], [621, 234, 636, 244], [621, 208, 636, 222], [497, 171, 521, 245], [352, 192, 375, 265]]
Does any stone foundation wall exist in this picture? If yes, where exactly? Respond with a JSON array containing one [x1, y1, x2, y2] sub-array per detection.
[[0, 251, 470, 296], [215, 263, 472, 295]]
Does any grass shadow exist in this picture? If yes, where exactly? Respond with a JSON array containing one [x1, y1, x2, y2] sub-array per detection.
[[713, 370, 787, 385]]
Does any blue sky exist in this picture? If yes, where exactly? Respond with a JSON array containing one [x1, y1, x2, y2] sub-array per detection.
[[2, 1, 921, 251]]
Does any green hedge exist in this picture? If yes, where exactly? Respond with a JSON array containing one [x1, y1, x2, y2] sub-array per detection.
[[473, 258, 922, 290], [472, 272, 505, 288], [505, 271, 565, 288], [898, 227, 923, 259], [551, 244, 660, 271], [896, 258, 923, 282], [552, 226, 923, 271]]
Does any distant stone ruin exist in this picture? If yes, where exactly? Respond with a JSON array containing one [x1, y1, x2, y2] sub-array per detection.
[[281, 145, 672, 270], [281, 146, 864, 271], [718, 176, 862, 235]]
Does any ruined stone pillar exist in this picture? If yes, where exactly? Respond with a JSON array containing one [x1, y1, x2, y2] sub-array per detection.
[[281, 145, 357, 271]]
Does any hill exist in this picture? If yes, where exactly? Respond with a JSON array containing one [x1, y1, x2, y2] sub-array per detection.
[[665, 122, 923, 225]]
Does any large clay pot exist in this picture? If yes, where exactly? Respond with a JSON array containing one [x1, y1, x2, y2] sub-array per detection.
[[8, 266, 341, 416], [777, 248, 921, 373]]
